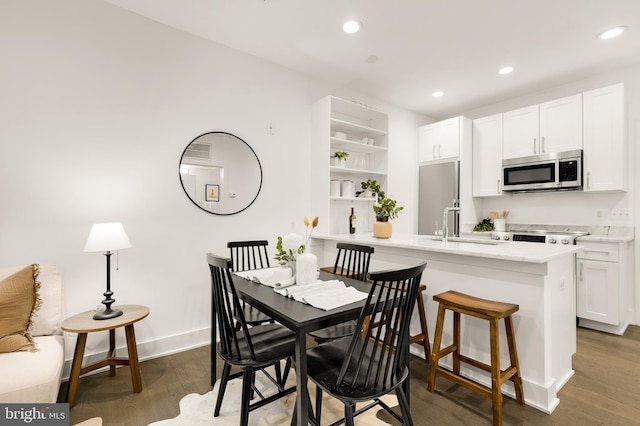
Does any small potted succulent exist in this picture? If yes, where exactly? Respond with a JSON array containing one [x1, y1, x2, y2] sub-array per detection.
[[331, 151, 349, 167]]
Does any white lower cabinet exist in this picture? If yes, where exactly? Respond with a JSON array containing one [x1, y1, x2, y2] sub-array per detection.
[[576, 240, 630, 335]]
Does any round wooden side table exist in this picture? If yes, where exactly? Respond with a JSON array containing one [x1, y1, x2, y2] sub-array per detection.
[[61, 304, 150, 407]]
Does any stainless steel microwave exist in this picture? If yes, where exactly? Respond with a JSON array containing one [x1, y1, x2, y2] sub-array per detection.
[[502, 150, 583, 192]]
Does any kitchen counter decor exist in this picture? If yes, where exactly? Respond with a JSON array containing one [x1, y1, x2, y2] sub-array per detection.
[[490, 210, 509, 232], [358, 179, 403, 239]]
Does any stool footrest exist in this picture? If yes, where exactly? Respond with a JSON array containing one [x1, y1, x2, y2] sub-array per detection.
[[432, 343, 457, 361], [457, 354, 519, 386], [437, 367, 492, 399], [500, 365, 518, 385], [459, 354, 491, 373]]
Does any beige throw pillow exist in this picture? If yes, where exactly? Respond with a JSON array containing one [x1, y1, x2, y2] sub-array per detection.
[[0, 264, 42, 352]]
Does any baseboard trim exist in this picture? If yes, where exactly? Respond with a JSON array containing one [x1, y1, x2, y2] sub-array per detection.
[[578, 318, 629, 335], [61, 327, 211, 381]]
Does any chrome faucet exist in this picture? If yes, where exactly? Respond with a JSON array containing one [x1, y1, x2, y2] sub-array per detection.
[[442, 205, 460, 242]]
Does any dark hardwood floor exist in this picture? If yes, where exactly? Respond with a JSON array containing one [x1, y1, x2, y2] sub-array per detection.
[[60, 325, 640, 425]]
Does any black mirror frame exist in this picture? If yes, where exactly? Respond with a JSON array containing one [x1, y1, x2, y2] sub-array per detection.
[[178, 131, 263, 216]]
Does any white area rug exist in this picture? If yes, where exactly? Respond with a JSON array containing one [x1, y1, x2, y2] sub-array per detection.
[[149, 365, 396, 425]]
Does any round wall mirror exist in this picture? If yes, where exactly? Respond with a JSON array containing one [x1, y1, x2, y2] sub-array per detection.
[[179, 132, 262, 215]]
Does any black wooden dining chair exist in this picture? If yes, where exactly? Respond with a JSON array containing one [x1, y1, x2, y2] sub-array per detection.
[[227, 240, 274, 329], [309, 243, 374, 344], [306, 262, 427, 426], [207, 253, 296, 426]]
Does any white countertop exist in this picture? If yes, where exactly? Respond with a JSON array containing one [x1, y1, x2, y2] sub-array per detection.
[[312, 233, 582, 264], [577, 234, 634, 243]]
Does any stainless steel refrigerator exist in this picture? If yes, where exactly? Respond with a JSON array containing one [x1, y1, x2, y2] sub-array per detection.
[[418, 160, 459, 236]]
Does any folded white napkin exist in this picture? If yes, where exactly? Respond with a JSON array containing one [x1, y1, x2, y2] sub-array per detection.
[[234, 267, 293, 288], [303, 286, 369, 311], [274, 279, 368, 311], [275, 280, 330, 298]]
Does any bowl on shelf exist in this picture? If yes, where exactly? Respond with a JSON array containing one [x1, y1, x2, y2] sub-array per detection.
[[334, 131, 347, 139]]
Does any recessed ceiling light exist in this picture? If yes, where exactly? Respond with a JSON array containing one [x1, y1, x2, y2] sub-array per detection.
[[598, 26, 626, 40], [498, 66, 515, 75], [343, 20, 363, 34], [432, 91, 444, 98]]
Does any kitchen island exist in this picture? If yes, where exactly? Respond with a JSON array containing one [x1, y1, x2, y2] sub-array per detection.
[[310, 233, 583, 414]]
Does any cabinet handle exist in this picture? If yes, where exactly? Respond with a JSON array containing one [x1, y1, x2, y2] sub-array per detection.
[[583, 249, 611, 255], [541, 136, 545, 153], [586, 171, 591, 189], [579, 262, 583, 281], [533, 138, 537, 154], [438, 144, 441, 158], [433, 145, 436, 159], [497, 179, 501, 194]]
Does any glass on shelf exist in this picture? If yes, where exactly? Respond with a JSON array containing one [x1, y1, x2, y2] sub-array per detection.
[[355, 154, 369, 170]]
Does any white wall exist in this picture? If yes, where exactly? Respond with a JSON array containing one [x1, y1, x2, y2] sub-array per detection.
[[0, 0, 425, 368]]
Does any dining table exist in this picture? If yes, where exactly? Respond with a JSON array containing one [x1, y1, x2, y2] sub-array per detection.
[[229, 270, 378, 425]]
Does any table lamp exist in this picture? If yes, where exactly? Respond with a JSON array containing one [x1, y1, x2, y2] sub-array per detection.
[[84, 222, 132, 320]]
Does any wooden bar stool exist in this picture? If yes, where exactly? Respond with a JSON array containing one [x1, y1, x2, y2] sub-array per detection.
[[409, 284, 430, 362], [427, 290, 524, 426]]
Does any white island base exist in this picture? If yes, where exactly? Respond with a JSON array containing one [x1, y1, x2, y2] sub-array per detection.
[[312, 234, 581, 414]]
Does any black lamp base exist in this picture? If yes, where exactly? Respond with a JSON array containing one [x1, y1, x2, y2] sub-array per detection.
[[93, 284, 122, 320], [93, 307, 123, 320], [93, 251, 124, 320]]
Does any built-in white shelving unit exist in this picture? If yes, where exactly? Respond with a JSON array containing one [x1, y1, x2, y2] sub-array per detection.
[[311, 96, 389, 235]]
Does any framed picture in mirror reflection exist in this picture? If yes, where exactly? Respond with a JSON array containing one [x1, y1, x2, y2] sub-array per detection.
[[205, 184, 219, 202]]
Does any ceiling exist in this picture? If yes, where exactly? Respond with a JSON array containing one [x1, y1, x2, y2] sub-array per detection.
[[104, 0, 640, 119]]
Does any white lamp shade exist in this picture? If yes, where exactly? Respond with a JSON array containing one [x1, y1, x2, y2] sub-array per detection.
[[84, 222, 132, 252]]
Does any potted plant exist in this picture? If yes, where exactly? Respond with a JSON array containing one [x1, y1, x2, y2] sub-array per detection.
[[331, 151, 349, 167], [358, 179, 403, 238], [356, 179, 379, 198]]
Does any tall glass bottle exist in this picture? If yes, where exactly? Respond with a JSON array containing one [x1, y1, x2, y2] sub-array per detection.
[[349, 208, 357, 234]]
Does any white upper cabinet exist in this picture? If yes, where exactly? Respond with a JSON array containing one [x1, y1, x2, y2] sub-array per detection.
[[469, 84, 625, 198], [472, 114, 503, 197], [418, 116, 462, 163], [539, 94, 583, 153], [417, 124, 438, 162], [583, 83, 625, 192], [502, 105, 539, 159], [503, 94, 582, 159]]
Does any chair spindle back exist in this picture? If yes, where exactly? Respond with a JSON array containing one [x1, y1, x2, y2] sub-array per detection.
[[228, 240, 270, 272], [336, 263, 426, 395], [333, 243, 374, 282], [207, 253, 257, 362]]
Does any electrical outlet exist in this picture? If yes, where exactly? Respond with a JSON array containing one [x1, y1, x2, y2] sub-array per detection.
[[595, 209, 603, 219], [267, 122, 276, 135], [611, 208, 632, 219]]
